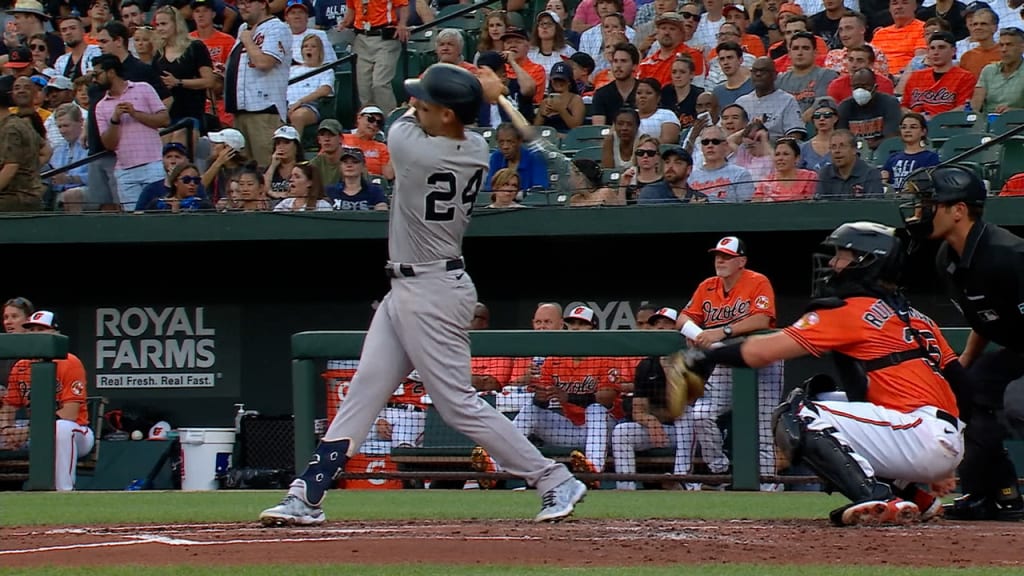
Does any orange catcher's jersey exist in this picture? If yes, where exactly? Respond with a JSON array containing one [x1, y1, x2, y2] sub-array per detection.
[[537, 357, 633, 425], [4, 355, 89, 426], [783, 296, 959, 416], [683, 269, 777, 328]]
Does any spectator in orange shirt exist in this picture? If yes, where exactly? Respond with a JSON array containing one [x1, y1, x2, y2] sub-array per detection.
[[959, 7, 1002, 77], [723, 3, 766, 57], [636, 12, 705, 89], [341, 105, 394, 179], [752, 137, 818, 201], [901, 32, 977, 118], [501, 27, 548, 105], [870, 0, 927, 75]]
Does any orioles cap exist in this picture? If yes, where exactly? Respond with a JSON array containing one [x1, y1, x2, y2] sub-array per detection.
[[710, 236, 746, 257]]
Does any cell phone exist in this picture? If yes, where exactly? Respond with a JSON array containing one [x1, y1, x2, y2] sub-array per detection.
[[697, 111, 711, 123]]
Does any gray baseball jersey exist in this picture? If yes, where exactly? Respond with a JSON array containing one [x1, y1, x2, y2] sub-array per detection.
[[387, 115, 489, 264]]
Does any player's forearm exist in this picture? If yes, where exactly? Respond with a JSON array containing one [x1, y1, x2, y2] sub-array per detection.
[[57, 402, 79, 421], [728, 314, 772, 336], [0, 405, 15, 429], [960, 330, 988, 367], [970, 88, 985, 114]]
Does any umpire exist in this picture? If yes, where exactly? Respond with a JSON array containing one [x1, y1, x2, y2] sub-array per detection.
[[904, 164, 1024, 521]]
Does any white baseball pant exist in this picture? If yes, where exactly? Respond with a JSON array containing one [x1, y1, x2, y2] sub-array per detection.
[[757, 361, 785, 485], [514, 402, 616, 471], [675, 364, 733, 475], [611, 421, 676, 490], [55, 419, 94, 491], [803, 400, 964, 483]]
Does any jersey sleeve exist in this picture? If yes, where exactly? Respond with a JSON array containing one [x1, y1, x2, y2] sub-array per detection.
[[681, 283, 707, 325], [749, 275, 777, 319], [386, 114, 426, 161], [782, 305, 864, 357], [57, 357, 88, 407]]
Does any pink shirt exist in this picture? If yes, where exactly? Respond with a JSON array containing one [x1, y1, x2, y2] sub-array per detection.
[[94, 81, 166, 170], [574, 0, 637, 27], [753, 169, 818, 202]]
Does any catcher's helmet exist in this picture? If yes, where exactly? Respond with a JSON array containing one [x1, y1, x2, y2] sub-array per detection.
[[812, 221, 904, 298], [900, 164, 986, 239], [404, 63, 482, 125]]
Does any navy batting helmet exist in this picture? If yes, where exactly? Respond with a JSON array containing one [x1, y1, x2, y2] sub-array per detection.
[[404, 63, 482, 125], [901, 164, 986, 239], [812, 221, 904, 298]]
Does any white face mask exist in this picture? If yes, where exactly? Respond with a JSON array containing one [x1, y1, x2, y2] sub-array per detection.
[[852, 87, 873, 106]]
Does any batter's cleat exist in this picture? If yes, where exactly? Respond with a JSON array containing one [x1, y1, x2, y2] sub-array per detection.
[[568, 450, 601, 489], [832, 498, 919, 527], [943, 494, 1024, 521], [259, 494, 325, 527], [535, 478, 587, 522], [470, 446, 498, 490]]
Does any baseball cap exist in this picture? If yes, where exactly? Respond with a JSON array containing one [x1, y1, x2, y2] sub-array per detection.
[[191, 0, 215, 9], [45, 75, 73, 91], [549, 61, 572, 81], [536, 10, 560, 25], [148, 420, 171, 440], [964, 1, 991, 14], [564, 305, 596, 324], [500, 26, 529, 41], [340, 146, 365, 162], [661, 146, 692, 164], [317, 118, 343, 134], [655, 12, 686, 27], [285, 0, 310, 12], [29, 75, 48, 89], [162, 141, 188, 156], [928, 31, 957, 46], [649, 307, 679, 323], [272, 125, 301, 142], [207, 128, 246, 151], [569, 51, 595, 74], [778, 2, 803, 16], [476, 51, 504, 71], [811, 97, 839, 113], [5, 46, 31, 69], [359, 105, 384, 117], [722, 4, 746, 16], [23, 310, 57, 329], [710, 236, 747, 257]]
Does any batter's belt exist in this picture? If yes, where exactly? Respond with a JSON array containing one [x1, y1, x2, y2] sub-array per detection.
[[385, 258, 464, 278]]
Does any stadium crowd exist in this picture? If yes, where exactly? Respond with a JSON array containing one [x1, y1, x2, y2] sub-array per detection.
[[1, 0, 1024, 212]]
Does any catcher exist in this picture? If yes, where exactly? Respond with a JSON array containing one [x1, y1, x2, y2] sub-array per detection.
[[667, 221, 970, 526]]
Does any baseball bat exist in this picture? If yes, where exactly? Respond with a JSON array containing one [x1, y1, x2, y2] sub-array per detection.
[[495, 95, 578, 198], [939, 118, 1024, 166]]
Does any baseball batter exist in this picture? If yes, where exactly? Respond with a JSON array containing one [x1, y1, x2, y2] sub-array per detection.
[[677, 222, 968, 526], [260, 64, 586, 526], [0, 311, 93, 491]]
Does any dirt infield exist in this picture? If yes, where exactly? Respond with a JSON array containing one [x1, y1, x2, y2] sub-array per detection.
[[2, 519, 1023, 568]]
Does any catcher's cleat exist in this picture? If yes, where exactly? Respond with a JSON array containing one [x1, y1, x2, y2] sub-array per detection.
[[470, 446, 498, 490], [943, 494, 1024, 521], [900, 484, 942, 522], [535, 478, 587, 522], [259, 494, 325, 527], [568, 450, 601, 489], [831, 498, 919, 527]]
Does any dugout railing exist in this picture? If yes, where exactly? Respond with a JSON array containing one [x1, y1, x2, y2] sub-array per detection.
[[0, 333, 69, 490], [291, 330, 766, 490]]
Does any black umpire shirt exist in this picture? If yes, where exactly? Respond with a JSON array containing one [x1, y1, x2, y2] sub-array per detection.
[[937, 220, 1024, 352]]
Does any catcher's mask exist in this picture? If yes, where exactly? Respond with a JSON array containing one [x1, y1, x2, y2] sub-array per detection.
[[812, 221, 904, 298], [899, 164, 986, 242]]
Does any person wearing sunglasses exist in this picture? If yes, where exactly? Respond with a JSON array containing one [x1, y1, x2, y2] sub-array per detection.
[[145, 162, 214, 212], [688, 124, 754, 202], [799, 98, 839, 171], [340, 104, 394, 180], [836, 68, 901, 151]]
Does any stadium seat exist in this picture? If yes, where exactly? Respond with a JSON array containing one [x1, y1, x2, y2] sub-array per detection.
[[937, 132, 996, 163], [536, 126, 561, 146], [928, 110, 983, 147], [989, 109, 1024, 136], [995, 138, 1024, 191], [561, 125, 611, 151], [602, 169, 621, 186], [332, 62, 358, 128], [572, 145, 604, 162], [434, 4, 480, 28], [521, 191, 551, 206], [870, 137, 906, 168]]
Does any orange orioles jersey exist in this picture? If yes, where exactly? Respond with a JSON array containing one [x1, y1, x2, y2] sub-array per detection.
[[782, 296, 959, 416], [900, 67, 976, 118], [3, 355, 89, 426], [683, 268, 777, 329], [535, 357, 633, 426]]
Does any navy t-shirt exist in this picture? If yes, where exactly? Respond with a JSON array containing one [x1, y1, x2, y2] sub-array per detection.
[[882, 150, 940, 192], [136, 179, 208, 211], [315, 0, 347, 29], [326, 182, 388, 210]]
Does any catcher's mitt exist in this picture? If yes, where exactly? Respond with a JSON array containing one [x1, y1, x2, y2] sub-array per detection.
[[662, 350, 710, 419]]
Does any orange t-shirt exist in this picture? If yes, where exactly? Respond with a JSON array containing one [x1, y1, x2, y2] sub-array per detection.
[[471, 356, 512, 387], [636, 43, 705, 87], [4, 355, 89, 426], [535, 357, 632, 426], [507, 58, 548, 104], [959, 45, 1001, 78], [752, 170, 818, 202], [782, 296, 959, 415], [192, 30, 237, 129], [347, 0, 409, 28], [900, 67, 977, 117], [592, 69, 613, 91], [682, 268, 777, 329], [870, 19, 927, 73], [1000, 173, 1024, 196], [341, 133, 390, 176]]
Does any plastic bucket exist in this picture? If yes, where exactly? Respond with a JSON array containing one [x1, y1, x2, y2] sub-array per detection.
[[179, 428, 236, 491]]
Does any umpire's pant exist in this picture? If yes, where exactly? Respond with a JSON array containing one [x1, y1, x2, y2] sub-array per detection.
[[961, 348, 1024, 498]]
